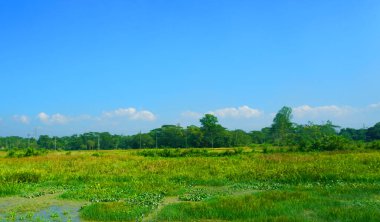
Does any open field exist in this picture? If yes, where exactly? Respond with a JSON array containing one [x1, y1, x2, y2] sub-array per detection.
[[0, 148, 380, 221]]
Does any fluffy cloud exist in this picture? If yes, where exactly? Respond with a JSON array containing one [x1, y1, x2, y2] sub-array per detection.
[[292, 105, 353, 119], [210, 106, 262, 118], [37, 112, 70, 125], [102, 108, 156, 121], [13, 115, 30, 124]]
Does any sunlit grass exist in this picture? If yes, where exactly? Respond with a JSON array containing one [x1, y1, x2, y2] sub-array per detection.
[[0, 149, 380, 221], [157, 183, 380, 221]]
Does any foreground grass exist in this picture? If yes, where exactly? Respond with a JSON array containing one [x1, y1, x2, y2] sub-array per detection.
[[157, 183, 380, 221], [0, 149, 379, 221]]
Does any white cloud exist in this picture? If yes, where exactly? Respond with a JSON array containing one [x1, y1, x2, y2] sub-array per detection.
[[37, 112, 70, 125], [102, 108, 156, 121], [37, 112, 49, 123], [210, 105, 262, 119], [292, 105, 353, 119], [13, 115, 30, 124]]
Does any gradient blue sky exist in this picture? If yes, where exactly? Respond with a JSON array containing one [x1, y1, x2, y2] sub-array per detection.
[[1, 0, 379, 136]]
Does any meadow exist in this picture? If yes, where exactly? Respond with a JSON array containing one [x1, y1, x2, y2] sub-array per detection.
[[0, 148, 379, 221]]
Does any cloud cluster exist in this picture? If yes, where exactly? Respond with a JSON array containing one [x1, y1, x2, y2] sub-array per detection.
[[13, 115, 30, 124], [292, 105, 353, 119], [210, 106, 262, 118], [10, 108, 156, 127], [102, 108, 156, 121], [37, 112, 70, 125]]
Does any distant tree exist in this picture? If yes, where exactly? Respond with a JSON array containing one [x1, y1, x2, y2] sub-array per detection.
[[250, 130, 266, 144], [366, 122, 380, 141], [200, 114, 225, 148], [87, 140, 96, 150], [117, 135, 134, 149], [320, 120, 340, 134], [231, 129, 252, 146], [151, 125, 185, 148], [186, 125, 203, 148], [270, 106, 294, 145], [99, 132, 114, 149], [295, 121, 347, 151], [67, 134, 83, 150], [340, 128, 366, 141], [130, 133, 154, 148], [37, 135, 53, 149]]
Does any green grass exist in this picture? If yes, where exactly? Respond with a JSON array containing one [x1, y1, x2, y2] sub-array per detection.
[[0, 149, 380, 221], [80, 192, 163, 221], [157, 183, 380, 221], [81, 202, 146, 221]]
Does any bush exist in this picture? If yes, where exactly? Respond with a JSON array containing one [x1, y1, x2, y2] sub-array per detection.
[[92, 152, 102, 157], [7, 148, 46, 158], [4, 171, 42, 183], [366, 140, 380, 150], [24, 147, 37, 157], [297, 135, 351, 151], [7, 150, 16, 158], [234, 147, 244, 154]]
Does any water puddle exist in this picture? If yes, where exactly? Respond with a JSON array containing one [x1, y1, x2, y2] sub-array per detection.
[[0, 205, 81, 222]]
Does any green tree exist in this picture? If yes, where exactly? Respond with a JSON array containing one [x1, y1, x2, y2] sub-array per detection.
[[87, 140, 96, 150], [366, 122, 380, 141], [250, 130, 265, 144], [271, 106, 294, 145], [151, 125, 185, 148], [200, 114, 225, 148], [37, 135, 53, 149], [231, 129, 252, 146], [186, 125, 203, 148], [130, 133, 154, 148], [340, 128, 366, 141], [295, 121, 346, 151]]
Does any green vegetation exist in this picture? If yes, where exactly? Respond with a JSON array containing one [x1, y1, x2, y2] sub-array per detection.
[[158, 184, 380, 221], [0, 149, 379, 221], [81, 193, 163, 221]]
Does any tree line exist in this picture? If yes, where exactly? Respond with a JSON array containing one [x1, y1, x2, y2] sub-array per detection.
[[1, 106, 380, 151]]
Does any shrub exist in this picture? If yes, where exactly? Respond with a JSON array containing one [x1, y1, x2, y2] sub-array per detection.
[[7, 148, 46, 158], [92, 152, 102, 157], [5, 171, 42, 183], [366, 140, 380, 150], [234, 147, 244, 154], [297, 135, 351, 151]]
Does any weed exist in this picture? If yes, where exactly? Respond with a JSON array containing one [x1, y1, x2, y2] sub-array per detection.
[[179, 188, 212, 201]]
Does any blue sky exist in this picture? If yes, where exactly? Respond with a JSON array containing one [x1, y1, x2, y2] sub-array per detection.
[[1, 0, 379, 136]]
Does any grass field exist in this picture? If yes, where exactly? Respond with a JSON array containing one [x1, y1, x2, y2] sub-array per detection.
[[0, 148, 379, 221]]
